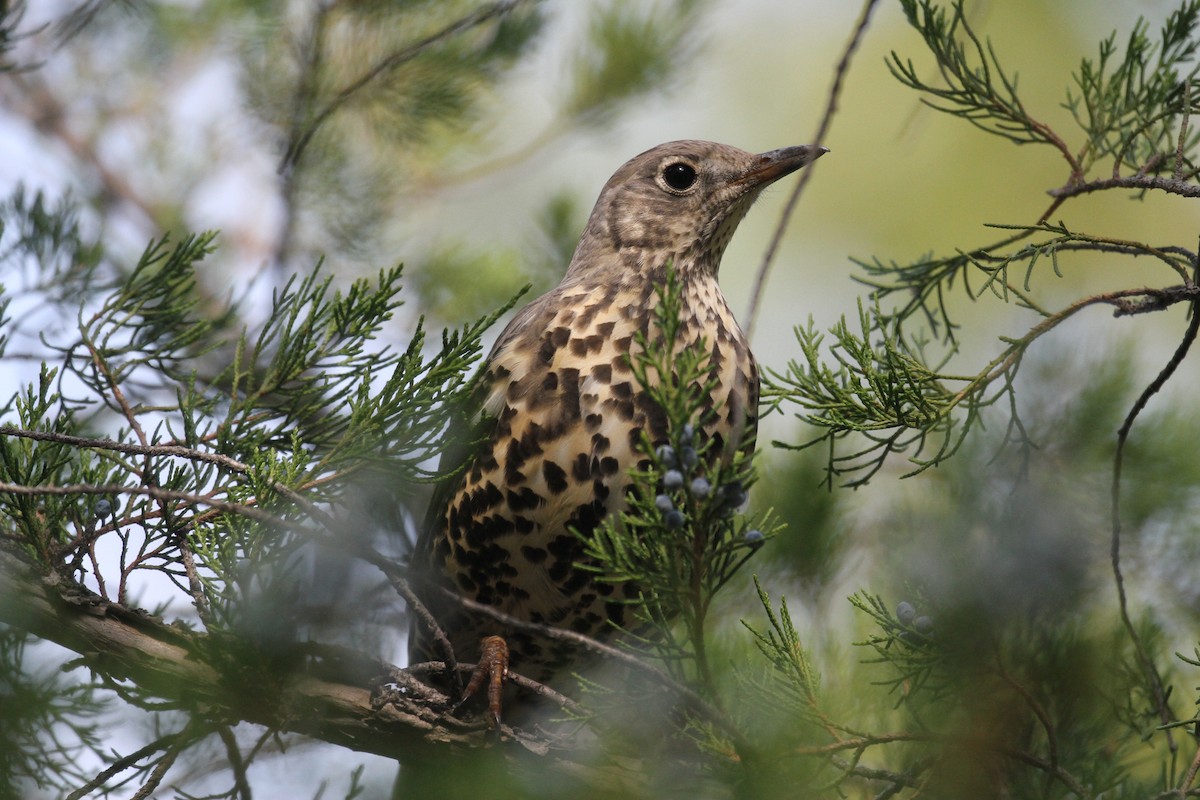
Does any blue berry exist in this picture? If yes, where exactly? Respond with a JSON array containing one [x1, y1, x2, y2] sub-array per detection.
[[94, 499, 113, 518], [664, 509, 685, 529], [744, 529, 765, 548], [914, 615, 934, 635], [663, 470, 685, 491], [681, 423, 696, 444], [689, 477, 711, 498], [655, 445, 678, 468], [679, 446, 698, 471], [896, 601, 916, 626], [654, 494, 675, 513], [716, 481, 747, 515]]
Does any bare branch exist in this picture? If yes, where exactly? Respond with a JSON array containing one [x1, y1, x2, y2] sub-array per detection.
[[745, 0, 882, 338]]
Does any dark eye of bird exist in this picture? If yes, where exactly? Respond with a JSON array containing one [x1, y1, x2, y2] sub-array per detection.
[[662, 162, 697, 191]]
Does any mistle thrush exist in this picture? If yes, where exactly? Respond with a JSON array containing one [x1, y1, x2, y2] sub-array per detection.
[[409, 140, 827, 713]]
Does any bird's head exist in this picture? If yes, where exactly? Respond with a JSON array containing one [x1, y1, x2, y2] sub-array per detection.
[[566, 140, 827, 282]]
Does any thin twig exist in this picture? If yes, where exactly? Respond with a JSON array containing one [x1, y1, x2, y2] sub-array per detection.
[[215, 725, 252, 800], [1110, 258, 1200, 758], [1180, 738, 1200, 795], [278, 0, 539, 173], [128, 741, 183, 800], [352, 541, 740, 741], [0, 426, 344, 530], [365, 554, 461, 691], [0, 482, 289, 527], [992, 648, 1059, 771], [806, 731, 1089, 797], [405, 660, 587, 719], [745, 0, 882, 338], [64, 728, 192, 800], [1047, 173, 1200, 202]]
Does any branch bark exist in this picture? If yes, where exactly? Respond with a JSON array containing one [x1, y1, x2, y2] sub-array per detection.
[[0, 544, 596, 773]]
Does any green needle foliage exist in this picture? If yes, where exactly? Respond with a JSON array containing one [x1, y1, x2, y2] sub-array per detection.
[[768, 0, 1200, 486], [0, 183, 507, 645], [750, 2, 1200, 797], [580, 266, 780, 700]]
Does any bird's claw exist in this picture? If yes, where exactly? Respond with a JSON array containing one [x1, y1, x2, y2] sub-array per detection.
[[452, 635, 509, 730]]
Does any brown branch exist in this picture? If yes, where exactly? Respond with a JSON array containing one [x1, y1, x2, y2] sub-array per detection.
[[1180, 738, 1200, 795], [5, 73, 160, 230], [992, 650, 1058, 771], [797, 731, 1089, 797], [0, 426, 346, 532], [129, 741, 183, 800], [1048, 174, 1200, 201], [745, 0, 881, 339], [355, 543, 741, 743], [215, 725, 252, 800], [278, 0, 540, 173], [0, 426, 256, 474], [0, 481, 289, 528], [1110, 266, 1200, 757], [64, 725, 198, 800], [0, 545, 600, 773]]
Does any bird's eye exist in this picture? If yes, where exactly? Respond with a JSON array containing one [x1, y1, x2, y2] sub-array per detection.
[[662, 162, 697, 191]]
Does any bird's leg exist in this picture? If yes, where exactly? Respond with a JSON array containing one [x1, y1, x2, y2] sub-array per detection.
[[452, 634, 509, 729]]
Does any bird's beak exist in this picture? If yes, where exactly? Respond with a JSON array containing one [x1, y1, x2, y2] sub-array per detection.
[[739, 144, 829, 188]]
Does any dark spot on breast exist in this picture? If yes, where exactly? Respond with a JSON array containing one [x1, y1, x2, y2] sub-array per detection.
[[710, 340, 725, 369], [604, 396, 635, 421], [590, 364, 612, 384], [506, 487, 542, 512], [627, 426, 643, 450], [572, 453, 592, 481], [591, 433, 610, 453], [547, 560, 570, 582], [579, 300, 607, 327], [559, 369, 581, 419], [543, 461, 568, 494], [521, 545, 548, 563], [563, 570, 589, 595], [585, 412, 603, 430], [542, 371, 559, 391]]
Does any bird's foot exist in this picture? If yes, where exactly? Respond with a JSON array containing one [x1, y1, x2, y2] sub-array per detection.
[[450, 635, 509, 730]]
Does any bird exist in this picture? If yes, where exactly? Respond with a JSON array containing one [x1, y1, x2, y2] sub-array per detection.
[[407, 139, 827, 724]]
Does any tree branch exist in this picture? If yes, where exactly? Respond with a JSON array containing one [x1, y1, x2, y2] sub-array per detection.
[[0, 545, 575, 766], [1048, 173, 1200, 200]]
